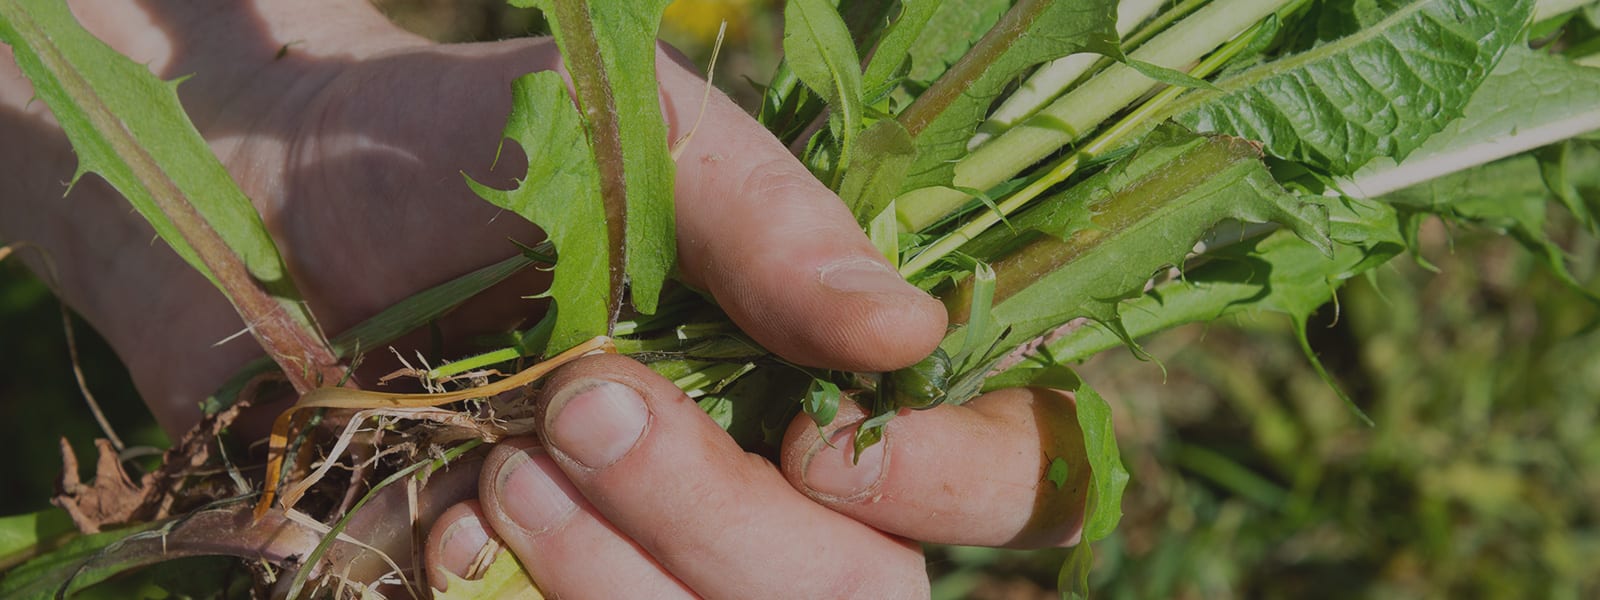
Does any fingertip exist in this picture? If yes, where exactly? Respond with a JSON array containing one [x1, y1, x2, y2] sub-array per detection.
[[426, 500, 494, 592], [781, 388, 1091, 549]]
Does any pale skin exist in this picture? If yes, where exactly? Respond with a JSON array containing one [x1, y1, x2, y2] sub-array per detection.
[[0, 1, 1092, 596]]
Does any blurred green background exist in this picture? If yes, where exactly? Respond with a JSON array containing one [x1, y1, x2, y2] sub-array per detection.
[[4, 1, 1599, 598]]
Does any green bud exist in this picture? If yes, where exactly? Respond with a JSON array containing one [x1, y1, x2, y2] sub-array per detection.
[[884, 347, 952, 409]]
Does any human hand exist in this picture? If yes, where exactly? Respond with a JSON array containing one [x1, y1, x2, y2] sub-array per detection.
[[424, 355, 1091, 598], [0, 0, 945, 435]]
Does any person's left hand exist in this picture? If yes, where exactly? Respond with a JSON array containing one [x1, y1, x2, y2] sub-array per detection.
[[425, 354, 1092, 598]]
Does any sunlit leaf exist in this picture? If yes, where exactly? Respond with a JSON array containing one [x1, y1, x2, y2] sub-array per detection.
[[436, 547, 544, 600]]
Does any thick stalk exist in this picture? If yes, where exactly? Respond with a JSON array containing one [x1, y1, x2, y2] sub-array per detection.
[[902, 12, 1275, 277], [897, 0, 1293, 232], [942, 136, 1259, 322], [896, 0, 1064, 139], [970, 0, 1166, 148]]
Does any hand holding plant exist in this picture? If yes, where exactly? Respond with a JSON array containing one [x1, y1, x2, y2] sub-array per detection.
[[4, 0, 1598, 597], [0, 0, 1093, 595]]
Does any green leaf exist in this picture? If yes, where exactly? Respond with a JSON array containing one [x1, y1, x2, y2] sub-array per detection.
[[861, 0, 942, 101], [0, 509, 73, 570], [1383, 148, 1600, 303], [1347, 47, 1600, 199], [982, 363, 1127, 542], [904, 0, 1014, 85], [0, 0, 337, 388], [1037, 195, 1407, 364], [1073, 379, 1127, 542], [802, 377, 842, 427], [1058, 539, 1094, 600], [0, 522, 163, 599], [952, 259, 998, 370], [519, 0, 677, 317], [436, 547, 544, 600], [898, 0, 1121, 191], [1172, 0, 1537, 175], [467, 72, 610, 354], [784, 0, 866, 168], [1045, 457, 1072, 490], [959, 124, 1333, 364], [839, 120, 918, 225]]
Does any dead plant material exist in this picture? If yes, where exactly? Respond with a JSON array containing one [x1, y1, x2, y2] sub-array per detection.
[[53, 439, 144, 533], [53, 389, 254, 534], [255, 336, 617, 520]]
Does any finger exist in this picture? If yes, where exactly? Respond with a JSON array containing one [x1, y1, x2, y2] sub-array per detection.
[[480, 354, 930, 599], [656, 49, 947, 372], [425, 501, 496, 591], [469, 440, 696, 599], [781, 388, 1092, 549]]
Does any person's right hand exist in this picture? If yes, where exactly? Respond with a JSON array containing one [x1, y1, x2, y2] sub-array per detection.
[[425, 355, 1092, 598]]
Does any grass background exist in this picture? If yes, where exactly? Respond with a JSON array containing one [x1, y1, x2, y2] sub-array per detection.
[[3, 0, 1599, 597]]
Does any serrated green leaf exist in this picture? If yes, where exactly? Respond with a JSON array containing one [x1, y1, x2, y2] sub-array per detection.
[[960, 124, 1333, 364], [1172, 0, 1536, 175], [898, 0, 1121, 192], [518, 0, 676, 317], [466, 72, 609, 354], [0, 0, 335, 384], [0, 2, 291, 294], [785, 0, 865, 169], [436, 547, 544, 600], [1036, 195, 1407, 364], [1538, 143, 1600, 233], [1383, 148, 1600, 304]]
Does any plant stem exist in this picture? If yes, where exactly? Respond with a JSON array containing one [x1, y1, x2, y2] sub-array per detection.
[[971, 0, 1166, 147], [897, 0, 1293, 232], [901, 11, 1277, 278], [543, 0, 630, 328], [895, 0, 1063, 139]]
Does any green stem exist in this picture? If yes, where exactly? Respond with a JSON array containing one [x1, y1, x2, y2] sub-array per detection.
[[973, 0, 1167, 146], [673, 361, 752, 397], [897, 0, 1292, 232], [427, 348, 522, 381], [895, 0, 1063, 139], [901, 10, 1277, 278]]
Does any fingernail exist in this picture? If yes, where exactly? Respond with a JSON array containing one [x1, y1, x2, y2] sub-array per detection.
[[493, 448, 580, 534], [802, 425, 887, 501], [434, 510, 490, 583], [546, 380, 649, 469], [819, 257, 919, 296]]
